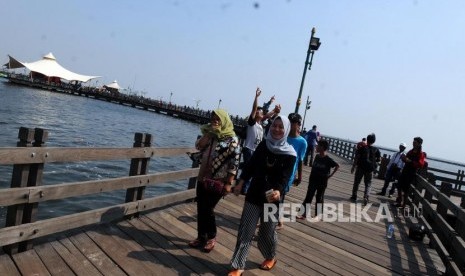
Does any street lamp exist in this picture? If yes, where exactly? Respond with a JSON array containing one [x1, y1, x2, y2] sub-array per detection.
[[169, 91, 173, 103], [295, 27, 321, 114], [218, 99, 222, 109], [301, 96, 311, 131]]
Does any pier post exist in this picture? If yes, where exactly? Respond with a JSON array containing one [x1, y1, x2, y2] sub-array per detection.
[[22, 128, 47, 251], [456, 169, 464, 191], [187, 135, 201, 190], [437, 182, 452, 220], [125, 133, 152, 217], [4, 127, 48, 254]]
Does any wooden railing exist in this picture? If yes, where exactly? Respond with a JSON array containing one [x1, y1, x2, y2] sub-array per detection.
[[408, 176, 465, 275], [0, 127, 199, 255], [427, 167, 465, 199], [322, 135, 465, 203], [322, 135, 465, 274], [323, 136, 357, 161]]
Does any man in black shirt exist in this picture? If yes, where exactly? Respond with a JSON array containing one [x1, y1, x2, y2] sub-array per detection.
[[350, 133, 381, 206]]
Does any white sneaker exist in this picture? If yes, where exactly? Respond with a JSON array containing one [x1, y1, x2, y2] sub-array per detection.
[[310, 215, 321, 222]]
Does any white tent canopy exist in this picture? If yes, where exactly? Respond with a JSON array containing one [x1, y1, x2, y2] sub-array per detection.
[[4, 53, 100, 83], [104, 80, 121, 90]]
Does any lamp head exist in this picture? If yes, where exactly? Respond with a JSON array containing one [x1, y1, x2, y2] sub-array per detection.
[[310, 37, 321, 50]]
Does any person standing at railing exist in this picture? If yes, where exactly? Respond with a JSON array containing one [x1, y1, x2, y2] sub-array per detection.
[[350, 133, 381, 206], [188, 109, 241, 253], [377, 142, 406, 197], [229, 115, 296, 275], [396, 137, 426, 208]]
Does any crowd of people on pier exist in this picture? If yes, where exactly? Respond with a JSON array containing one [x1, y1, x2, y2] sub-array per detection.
[[187, 88, 426, 275]]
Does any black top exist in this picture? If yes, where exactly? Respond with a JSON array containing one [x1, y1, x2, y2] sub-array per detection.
[[309, 155, 339, 186], [240, 140, 296, 205], [356, 145, 381, 172]]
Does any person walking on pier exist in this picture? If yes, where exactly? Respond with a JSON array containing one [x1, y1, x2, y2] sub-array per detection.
[[297, 139, 339, 221], [229, 115, 296, 275], [350, 133, 381, 205], [188, 109, 241, 253], [396, 137, 426, 208], [377, 142, 406, 197]]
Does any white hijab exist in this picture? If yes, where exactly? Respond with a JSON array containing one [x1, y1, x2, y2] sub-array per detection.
[[265, 115, 297, 157]]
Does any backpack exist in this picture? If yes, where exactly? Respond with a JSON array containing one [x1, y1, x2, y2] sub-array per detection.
[[359, 146, 380, 172]]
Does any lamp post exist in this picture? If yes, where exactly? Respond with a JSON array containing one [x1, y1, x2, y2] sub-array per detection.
[[217, 99, 222, 109], [169, 91, 173, 104], [295, 27, 321, 114], [301, 96, 311, 132]]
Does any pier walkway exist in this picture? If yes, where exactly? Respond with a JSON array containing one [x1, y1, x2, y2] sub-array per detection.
[[0, 156, 445, 275]]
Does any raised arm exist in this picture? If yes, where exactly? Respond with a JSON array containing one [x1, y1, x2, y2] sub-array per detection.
[[263, 104, 281, 121], [248, 87, 261, 122], [262, 95, 275, 113]]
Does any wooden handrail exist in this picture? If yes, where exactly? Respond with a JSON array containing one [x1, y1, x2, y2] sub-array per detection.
[[0, 147, 195, 165], [0, 129, 200, 255], [322, 135, 465, 196], [0, 168, 199, 206], [408, 176, 465, 275]]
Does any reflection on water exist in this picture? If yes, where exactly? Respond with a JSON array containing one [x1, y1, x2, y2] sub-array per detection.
[[0, 82, 201, 222]]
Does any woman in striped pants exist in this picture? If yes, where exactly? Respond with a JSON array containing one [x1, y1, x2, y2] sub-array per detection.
[[229, 116, 296, 276]]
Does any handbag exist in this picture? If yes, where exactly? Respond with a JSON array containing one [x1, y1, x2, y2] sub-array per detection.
[[203, 178, 225, 196], [201, 139, 225, 196]]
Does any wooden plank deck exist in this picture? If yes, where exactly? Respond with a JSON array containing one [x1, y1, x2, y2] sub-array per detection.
[[0, 156, 445, 275]]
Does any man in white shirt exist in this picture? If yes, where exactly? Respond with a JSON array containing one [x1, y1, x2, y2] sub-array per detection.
[[377, 143, 406, 196], [240, 88, 265, 195], [241, 88, 280, 194]]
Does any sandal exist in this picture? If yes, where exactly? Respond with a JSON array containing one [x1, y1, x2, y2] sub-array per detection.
[[203, 238, 216, 253], [260, 258, 277, 270], [227, 269, 244, 276], [296, 214, 306, 220], [188, 238, 203, 248]]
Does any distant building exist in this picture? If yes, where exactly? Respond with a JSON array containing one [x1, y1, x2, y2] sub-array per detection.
[[3, 52, 100, 84]]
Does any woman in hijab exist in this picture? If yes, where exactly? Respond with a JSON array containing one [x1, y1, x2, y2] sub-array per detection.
[[188, 109, 241, 253], [229, 115, 296, 275]]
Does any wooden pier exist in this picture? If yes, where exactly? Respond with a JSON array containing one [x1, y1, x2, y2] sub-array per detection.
[[2, 74, 245, 130], [0, 158, 448, 275], [0, 128, 464, 275]]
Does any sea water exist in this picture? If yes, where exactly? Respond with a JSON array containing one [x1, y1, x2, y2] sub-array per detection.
[[0, 81, 201, 222]]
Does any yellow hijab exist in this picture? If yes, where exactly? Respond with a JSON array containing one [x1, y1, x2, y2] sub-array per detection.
[[200, 109, 236, 140]]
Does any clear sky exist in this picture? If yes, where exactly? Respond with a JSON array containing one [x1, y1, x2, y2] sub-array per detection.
[[2, 1, 465, 163]]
